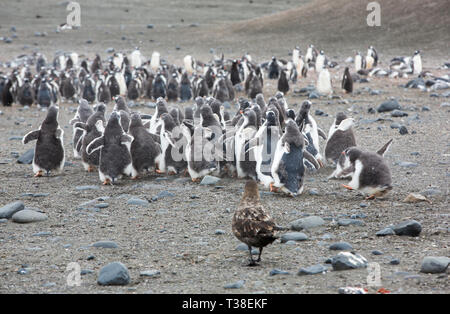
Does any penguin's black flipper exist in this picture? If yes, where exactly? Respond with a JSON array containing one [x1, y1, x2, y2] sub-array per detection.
[[303, 150, 320, 169], [318, 128, 327, 140], [86, 136, 104, 155], [22, 130, 40, 144], [376, 139, 393, 157], [149, 133, 161, 145], [55, 128, 63, 139], [73, 122, 87, 130], [339, 165, 355, 177], [143, 121, 150, 129]]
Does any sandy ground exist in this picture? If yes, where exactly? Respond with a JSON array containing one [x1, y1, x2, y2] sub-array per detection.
[[0, 0, 449, 294]]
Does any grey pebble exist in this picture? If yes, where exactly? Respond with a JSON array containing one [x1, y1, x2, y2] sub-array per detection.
[[329, 242, 353, 251], [298, 264, 329, 276], [91, 241, 118, 249], [224, 280, 245, 289], [281, 232, 308, 243], [420, 256, 450, 274], [0, 201, 25, 219], [12, 209, 48, 223], [97, 262, 130, 286]]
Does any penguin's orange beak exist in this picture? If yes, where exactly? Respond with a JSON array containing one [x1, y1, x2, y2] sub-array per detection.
[[240, 110, 243, 114]]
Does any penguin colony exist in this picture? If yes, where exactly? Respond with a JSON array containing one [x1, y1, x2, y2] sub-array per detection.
[[3, 46, 445, 266]]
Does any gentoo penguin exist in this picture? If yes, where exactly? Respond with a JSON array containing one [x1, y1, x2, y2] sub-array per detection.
[[152, 72, 167, 100], [86, 111, 133, 185], [22, 105, 65, 177], [277, 70, 289, 94], [91, 54, 102, 73], [305, 44, 318, 64], [316, 68, 333, 97], [182, 124, 217, 182], [128, 113, 162, 179], [271, 120, 318, 196], [412, 50, 422, 75], [97, 79, 111, 104], [230, 60, 241, 86], [113, 96, 130, 132], [232, 180, 285, 266], [268, 57, 280, 79], [354, 51, 365, 72], [341, 67, 353, 94], [213, 78, 230, 103], [235, 109, 258, 179], [37, 79, 53, 107], [325, 112, 356, 166], [167, 73, 179, 102], [130, 48, 143, 68], [254, 93, 267, 116], [367, 46, 378, 67], [127, 77, 141, 100], [17, 78, 34, 106], [340, 146, 392, 199], [74, 103, 106, 171], [81, 75, 96, 103], [225, 76, 235, 101], [183, 55, 196, 75], [254, 110, 281, 189], [150, 51, 161, 71], [315, 50, 326, 72], [69, 99, 94, 158], [295, 100, 326, 168], [158, 113, 187, 175], [179, 72, 192, 101]]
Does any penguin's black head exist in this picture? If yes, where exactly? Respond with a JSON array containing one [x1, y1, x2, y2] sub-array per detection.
[[129, 112, 143, 129], [284, 119, 303, 148], [271, 56, 276, 61], [320, 50, 324, 55], [414, 50, 421, 55], [200, 104, 213, 118], [42, 105, 59, 130], [335, 112, 348, 126], [275, 91, 284, 99], [243, 108, 257, 128], [96, 103, 106, 113], [287, 109, 296, 120], [239, 100, 251, 114], [266, 110, 277, 126]]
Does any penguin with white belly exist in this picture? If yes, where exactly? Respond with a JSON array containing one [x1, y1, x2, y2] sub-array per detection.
[[340, 146, 393, 199], [86, 111, 133, 185], [235, 109, 258, 179], [325, 112, 356, 166], [271, 119, 319, 197], [22, 105, 65, 177], [254, 110, 281, 190], [295, 101, 326, 168]]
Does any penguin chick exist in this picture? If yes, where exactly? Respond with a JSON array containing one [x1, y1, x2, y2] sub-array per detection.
[[325, 112, 356, 166], [128, 112, 162, 179], [232, 180, 285, 266], [86, 111, 133, 185], [69, 99, 94, 158], [22, 105, 65, 177], [340, 147, 393, 199]]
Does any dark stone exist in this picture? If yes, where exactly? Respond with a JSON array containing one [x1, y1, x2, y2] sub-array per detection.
[[392, 220, 422, 237], [0, 201, 25, 219], [377, 99, 401, 112], [97, 262, 130, 286], [17, 149, 34, 164], [399, 126, 408, 135], [376, 227, 395, 236], [329, 242, 353, 251], [298, 264, 329, 276]]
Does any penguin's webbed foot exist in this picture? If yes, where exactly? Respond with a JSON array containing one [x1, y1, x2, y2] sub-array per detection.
[[155, 169, 164, 174], [102, 179, 111, 185], [365, 194, 376, 200], [269, 183, 279, 193], [87, 165, 95, 172], [191, 177, 201, 183], [34, 170, 43, 177], [168, 170, 177, 176], [342, 184, 353, 190]]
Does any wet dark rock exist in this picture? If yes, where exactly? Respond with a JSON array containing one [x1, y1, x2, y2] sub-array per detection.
[[391, 110, 408, 117], [269, 269, 290, 276], [281, 232, 308, 243], [376, 227, 395, 236], [91, 241, 118, 249]]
